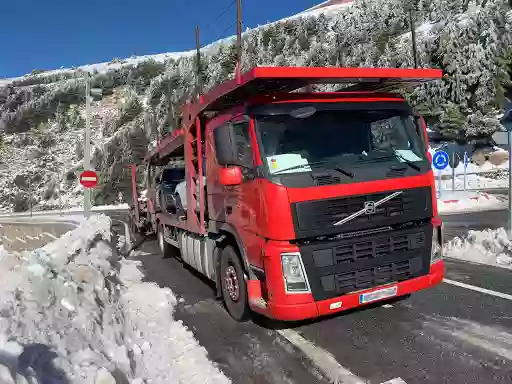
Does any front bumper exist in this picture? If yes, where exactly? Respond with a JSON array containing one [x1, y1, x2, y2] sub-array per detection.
[[249, 260, 444, 322]]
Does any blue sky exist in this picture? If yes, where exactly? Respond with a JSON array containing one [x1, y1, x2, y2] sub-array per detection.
[[0, 0, 319, 78]]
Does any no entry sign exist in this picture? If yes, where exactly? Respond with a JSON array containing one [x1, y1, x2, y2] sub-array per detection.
[[80, 170, 99, 189]]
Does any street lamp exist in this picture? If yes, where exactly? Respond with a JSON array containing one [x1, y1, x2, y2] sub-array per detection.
[[84, 73, 103, 218]]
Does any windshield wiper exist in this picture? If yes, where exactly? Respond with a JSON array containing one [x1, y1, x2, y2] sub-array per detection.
[[359, 151, 421, 172], [393, 151, 421, 171], [272, 161, 354, 178]]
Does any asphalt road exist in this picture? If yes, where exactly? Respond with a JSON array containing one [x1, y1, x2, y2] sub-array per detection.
[[107, 210, 512, 384]]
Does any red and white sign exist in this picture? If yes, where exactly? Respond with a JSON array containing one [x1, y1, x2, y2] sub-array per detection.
[[79, 170, 99, 189]]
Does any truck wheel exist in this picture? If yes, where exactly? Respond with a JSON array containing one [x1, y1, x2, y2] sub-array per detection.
[[157, 223, 173, 258], [129, 213, 138, 236], [220, 245, 250, 321]]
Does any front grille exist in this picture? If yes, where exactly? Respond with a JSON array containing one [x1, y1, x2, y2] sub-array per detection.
[[386, 167, 407, 178], [291, 187, 432, 239], [315, 175, 341, 186], [333, 257, 423, 293], [298, 224, 432, 301], [334, 231, 426, 264]]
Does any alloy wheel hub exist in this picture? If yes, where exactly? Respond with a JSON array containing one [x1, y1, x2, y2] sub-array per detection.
[[224, 266, 240, 301]]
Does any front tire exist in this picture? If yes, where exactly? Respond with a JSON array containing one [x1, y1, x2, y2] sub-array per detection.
[[220, 245, 250, 321], [157, 223, 173, 259]]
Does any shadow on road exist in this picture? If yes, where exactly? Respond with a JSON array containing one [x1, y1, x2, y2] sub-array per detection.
[[0, 343, 69, 383]]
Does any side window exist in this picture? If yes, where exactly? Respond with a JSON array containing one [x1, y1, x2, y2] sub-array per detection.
[[233, 122, 253, 167]]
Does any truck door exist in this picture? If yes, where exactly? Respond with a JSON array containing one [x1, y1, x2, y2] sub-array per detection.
[[213, 119, 265, 268]]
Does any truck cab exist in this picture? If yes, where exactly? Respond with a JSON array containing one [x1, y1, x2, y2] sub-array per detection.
[[132, 67, 445, 322]]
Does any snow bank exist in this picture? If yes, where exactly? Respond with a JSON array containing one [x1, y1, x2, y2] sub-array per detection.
[[437, 191, 505, 214], [438, 173, 508, 191], [445, 228, 512, 269], [0, 215, 230, 383]]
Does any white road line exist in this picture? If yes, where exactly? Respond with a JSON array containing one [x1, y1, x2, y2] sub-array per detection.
[[15, 237, 27, 244], [277, 329, 366, 384], [2, 236, 13, 243], [25, 235, 38, 240], [43, 232, 58, 240], [443, 278, 512, 301]]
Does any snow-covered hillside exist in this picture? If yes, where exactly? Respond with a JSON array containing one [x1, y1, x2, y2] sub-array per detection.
[[0, 0, 510, 212]]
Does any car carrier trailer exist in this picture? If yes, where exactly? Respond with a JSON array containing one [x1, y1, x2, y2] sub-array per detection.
[[129, 66, 445, 322]]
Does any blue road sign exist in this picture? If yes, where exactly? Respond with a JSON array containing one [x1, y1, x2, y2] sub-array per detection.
[[433, 150, 449, 170], [501, 98, 512, 132]]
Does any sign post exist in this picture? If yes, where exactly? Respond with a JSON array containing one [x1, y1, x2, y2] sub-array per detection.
[[500, 99, 512, 236], [432, 150, 449, 198], [463, 151, 469, 191], [451, 152, 456, 192], [80, 170, 99, 218]]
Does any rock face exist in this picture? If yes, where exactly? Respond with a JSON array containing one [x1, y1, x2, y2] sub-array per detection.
[[0, 88, 153, 212]]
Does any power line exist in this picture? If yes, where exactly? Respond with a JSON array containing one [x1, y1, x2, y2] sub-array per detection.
[[200, 0, 237, 30], [214, 20, 238, 43]]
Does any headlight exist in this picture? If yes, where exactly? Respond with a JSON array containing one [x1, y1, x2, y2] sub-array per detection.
[[431, 225, 443, 264], [281, 253, 310, 293]]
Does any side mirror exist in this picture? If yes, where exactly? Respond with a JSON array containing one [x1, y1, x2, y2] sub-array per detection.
[[214, 124, 239, 166], [219, 167, 243, 186]]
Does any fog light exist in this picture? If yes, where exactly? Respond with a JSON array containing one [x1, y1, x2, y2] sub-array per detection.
[[281, 253, 310, 293]]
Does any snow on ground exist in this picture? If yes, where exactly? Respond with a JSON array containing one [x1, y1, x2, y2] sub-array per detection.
[[429, 146, 510, 177], [437, 190, 506, 214], [445, 228, 512, 269], [0, 204, 129, 219], [288, 0, 353, 21], [0, 214, 230, 383], [438, 173, 508, 191]]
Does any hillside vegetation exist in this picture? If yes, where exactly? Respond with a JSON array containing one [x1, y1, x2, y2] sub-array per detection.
[[0, 0, 510, 211]]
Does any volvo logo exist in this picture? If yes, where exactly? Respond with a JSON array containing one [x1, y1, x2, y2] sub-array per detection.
[[333, 191, 403, 227], [364, 201, 376, 215]]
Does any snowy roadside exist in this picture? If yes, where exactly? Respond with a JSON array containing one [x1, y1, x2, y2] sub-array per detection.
[[445, 228, 512, 270], [0, 203, 130, 219], [437, 190, 506, 215], [0, 214, 230, 384]]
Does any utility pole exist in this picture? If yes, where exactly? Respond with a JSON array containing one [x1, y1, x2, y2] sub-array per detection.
[[235, 0, 242, 82], [84, 73, 92, 219], [196, 25, 202, 97], [28, 178, 32, 218], [409, 8, 418, 68]]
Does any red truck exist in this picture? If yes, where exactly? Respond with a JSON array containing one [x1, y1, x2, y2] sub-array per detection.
[[129, 66, 445, 322]]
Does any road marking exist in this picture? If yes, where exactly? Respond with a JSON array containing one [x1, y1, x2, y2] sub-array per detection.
[[26, 235, 38, 240], [277, 329, 365, 384], [443, 278, 512, 301], [380, 379, 407, 384], [2, 236, 13, 243], [15, 237, 27, 244], [43, 232, 58, 240]]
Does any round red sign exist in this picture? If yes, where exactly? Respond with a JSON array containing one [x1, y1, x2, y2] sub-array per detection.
[[79, 170, 99, 189]]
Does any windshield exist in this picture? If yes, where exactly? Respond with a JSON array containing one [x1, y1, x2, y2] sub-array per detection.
[[256, 106, 427, 176]]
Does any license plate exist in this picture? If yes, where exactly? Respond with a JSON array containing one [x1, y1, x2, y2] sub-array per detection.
[[359, 286, 397, 304]]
